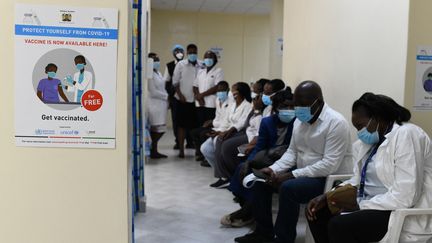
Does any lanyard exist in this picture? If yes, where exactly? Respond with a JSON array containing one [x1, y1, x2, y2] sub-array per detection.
[[358, 145, 379, 198]]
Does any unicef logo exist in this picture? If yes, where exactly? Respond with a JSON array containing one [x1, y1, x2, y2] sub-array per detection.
[[74, 130, 79, 135]]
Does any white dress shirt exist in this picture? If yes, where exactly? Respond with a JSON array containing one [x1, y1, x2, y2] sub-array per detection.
[[146, 71, 168, 126], [263, 105, 273, 117], [270, 103, 353, 178], [172, 59, 201, 103], [246, 113, 262, 142], [193, 66, 224, 108], [212, 98, 231, 131], [218, 99, 252, 132]]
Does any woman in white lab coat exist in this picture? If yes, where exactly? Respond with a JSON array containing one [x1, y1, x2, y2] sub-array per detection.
[[146, 53, 168, 159], [307, 92, 432, 243], [66, 55, 93, 103], [201, 82, 252, 188], [193, 50, 224, 126]]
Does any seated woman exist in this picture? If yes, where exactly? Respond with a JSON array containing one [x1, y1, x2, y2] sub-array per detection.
[[221, 89, 296, 227], [200, 82, 252, 188], [307, 92, 432, 243], [213, 79, 270, 185], [262, 79, 286, 117]]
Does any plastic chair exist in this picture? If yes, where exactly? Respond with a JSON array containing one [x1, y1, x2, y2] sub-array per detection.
[[304, 175, 432, 243]]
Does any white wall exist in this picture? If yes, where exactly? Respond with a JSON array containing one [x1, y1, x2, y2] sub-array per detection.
[[151, 9, 270, 85], [269, 0, 283, 79], [0, 0, 132, 242], [282, 0, 410, 122]]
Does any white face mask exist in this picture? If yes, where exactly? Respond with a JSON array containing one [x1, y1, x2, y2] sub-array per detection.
[[175, 52, 184, 60]]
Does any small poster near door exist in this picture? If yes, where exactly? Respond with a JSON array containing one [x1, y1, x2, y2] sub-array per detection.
[[414, 46, 432, 111], [14, 4, 118, 148]]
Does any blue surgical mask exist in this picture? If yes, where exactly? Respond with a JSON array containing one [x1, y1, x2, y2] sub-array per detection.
[[294, 99, 318, 123], [47, 72, 56, 78], [278, 109, 296, 123], [216, 91, 228, 102], [357, 119, 380, 145], [204, 58, 214, 67], [153, 61, 160, 70], [76, 63, 85, 70], [188, 54, 197, 62], [262, 94, 272, 106]]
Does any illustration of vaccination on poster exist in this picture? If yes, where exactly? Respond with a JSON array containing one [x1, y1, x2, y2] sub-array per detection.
[[414, 46, 432, 111], [15, 4, 118, 148]]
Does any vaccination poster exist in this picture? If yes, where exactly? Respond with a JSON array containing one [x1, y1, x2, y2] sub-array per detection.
[[14, 4, 118, 148], [414, 46, 432, 111]]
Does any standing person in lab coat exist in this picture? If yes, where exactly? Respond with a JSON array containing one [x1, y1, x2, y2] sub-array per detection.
[[146, 52, 168, 159], [193, 50, 224, 127], [164, 44, 185, 149], [173, 44, 201, 158], [307, 92, 432, 243], [65, 55, 93, 103]]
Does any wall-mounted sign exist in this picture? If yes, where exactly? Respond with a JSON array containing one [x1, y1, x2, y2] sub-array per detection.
[[414, 46, 432, 111], [15, 4, 118, 148]]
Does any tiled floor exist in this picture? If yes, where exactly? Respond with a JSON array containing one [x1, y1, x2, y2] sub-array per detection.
[[134, 131, 306, 243]]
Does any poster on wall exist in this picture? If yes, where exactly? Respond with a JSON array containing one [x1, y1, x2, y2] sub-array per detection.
[[14, 4, 118, 148], [414, 46, 432, 111]]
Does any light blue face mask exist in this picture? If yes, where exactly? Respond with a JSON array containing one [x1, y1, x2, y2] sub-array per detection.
[[216, 91, 228, 102], [204, 58, 214, 67], [262, 94, 272, 106], [153, 61, 160, 70], [295, 99, 318, 123], [76, 63, 85, 70], [357, 119, 380, 145], [47, 72, 56, 78], [188, 54, 197, 62], [278, 109, 296, 123]]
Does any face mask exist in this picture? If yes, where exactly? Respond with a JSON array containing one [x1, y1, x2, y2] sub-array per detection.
[[76, 63, 85, 70], [188, 54, 197, 62], [175, 52, 184, 60], [294, 99, 318, 123], [262, 94, 272, 106], [153, 61, 160, 70], [204, 58, 214, 67], [251, 92, 258, 99], [47, 72, 56, 78], [228, 91, 234, 101], [278, 109, 296, 123], [216, 91, 228, 102], [357, 119, 380, 145]]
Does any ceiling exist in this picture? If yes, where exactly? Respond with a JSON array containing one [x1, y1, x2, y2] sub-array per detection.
[[151, 0, 272, 15]]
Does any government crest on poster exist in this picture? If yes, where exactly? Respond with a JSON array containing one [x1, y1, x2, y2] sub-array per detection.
[[15, 4, 118, 148]]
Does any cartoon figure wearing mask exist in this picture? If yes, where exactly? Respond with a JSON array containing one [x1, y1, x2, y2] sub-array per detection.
[[65, 55, 93, 103]]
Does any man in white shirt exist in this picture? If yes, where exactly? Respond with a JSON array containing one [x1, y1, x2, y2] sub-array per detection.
[[235, 81, 353, 243], [172, 44, 201, 158]]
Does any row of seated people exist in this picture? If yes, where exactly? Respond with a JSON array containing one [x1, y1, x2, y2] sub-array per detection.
[[190, 79, 432, 243]]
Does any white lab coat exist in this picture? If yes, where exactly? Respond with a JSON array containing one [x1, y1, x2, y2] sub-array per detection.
[[146, 71, 168, 126], [218, 99, 252, 132], [67, 70, 93, 102], [193, 66, 224, 108], [212, 98, 231, 132], [343, 123, 432, 243]]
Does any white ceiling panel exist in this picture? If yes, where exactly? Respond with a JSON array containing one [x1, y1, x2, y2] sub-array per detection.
[[151, 0, 272, 15]]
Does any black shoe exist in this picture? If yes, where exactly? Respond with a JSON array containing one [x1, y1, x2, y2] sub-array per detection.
[[186, 143, 195, 149], [234, 231, 274, 243], [173, 144, 179, 150], [150, 152, 168, 159], [210, 178, 229, 189], [195, 155, 205, 161], [200, 160, 211, 167]]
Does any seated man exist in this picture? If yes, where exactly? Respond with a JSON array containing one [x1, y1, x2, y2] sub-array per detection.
[[235, 80, 353, 243], [190, 80, 231, 166], [222, 89, 296, 228]]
